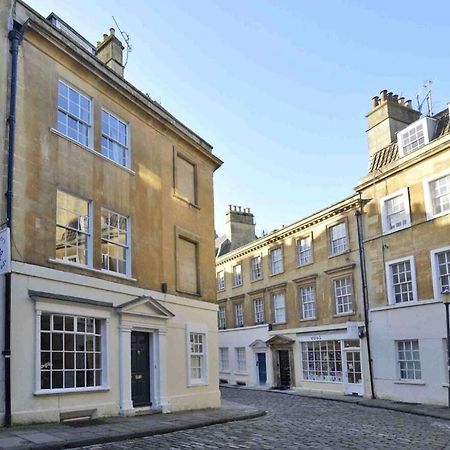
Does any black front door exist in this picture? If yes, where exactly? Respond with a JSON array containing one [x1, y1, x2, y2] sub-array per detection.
[[131, 331, 151, 407], [278, 350, 291, 388], [257, 353, 267, 385]]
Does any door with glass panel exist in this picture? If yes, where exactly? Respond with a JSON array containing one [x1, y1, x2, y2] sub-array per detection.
[[343, 340, 363, 396]]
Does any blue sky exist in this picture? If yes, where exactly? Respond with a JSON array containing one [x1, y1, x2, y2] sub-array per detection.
[[26, 0, 450, 235]]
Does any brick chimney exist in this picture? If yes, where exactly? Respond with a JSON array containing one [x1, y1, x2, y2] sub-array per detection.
[[366, 90, 420, 155], [226, 206, 256, 250], [96, 28, 124, 77]]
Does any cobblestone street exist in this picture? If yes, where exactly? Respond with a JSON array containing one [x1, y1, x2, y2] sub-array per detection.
[[77, 388, 450, 450]]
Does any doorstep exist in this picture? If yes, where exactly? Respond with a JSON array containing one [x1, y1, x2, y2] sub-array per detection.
[[0, 400, 266, 450], [222, 384, 450, 421]]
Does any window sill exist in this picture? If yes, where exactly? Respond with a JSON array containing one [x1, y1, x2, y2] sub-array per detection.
[[187, 380, 208, 388], [50, 128, 135, 175], [173, 192, 200, 210], [382, 224, 411, 236], [300, 317, 317, 322], [394, 380, 425, 386], [232, 284, 243, 289], [235, 371, 248, 376], [219, 370, 231, 374], [328, 249, 350, 259], [426, 210, 449, 221], [250, 277, 263, 283], [35, 386, 110, 396], [333, 312, 355, 318], [273, 321, 287, 326], [270, 271, 284, 277], [296, 261, 314, 269], [217, 288, 226, 293], [49, 259, 137, 282]]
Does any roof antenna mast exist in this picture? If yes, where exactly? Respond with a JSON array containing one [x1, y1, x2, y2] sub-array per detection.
[[112, 16, 132, 67], [416, 80, 433, 117]]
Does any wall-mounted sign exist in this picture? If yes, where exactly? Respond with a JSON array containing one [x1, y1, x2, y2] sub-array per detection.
[[346, 321, 359, 339], [0, 228, 11, 275]]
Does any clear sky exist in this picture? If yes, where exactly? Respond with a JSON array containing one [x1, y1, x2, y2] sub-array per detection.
[[25, 0, 450, 235]]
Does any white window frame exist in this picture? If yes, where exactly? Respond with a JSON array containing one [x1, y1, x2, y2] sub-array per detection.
[[232, 264, 242, 287], [253, 298, 264, 324], [217, 270, 225, 291], [219, 347, 229, 372], [101, 109, 130, 169], [186, 323, 208, 387], [272, 291, 286, 323], [250, 255, 263, 281], [431, 245, 450, 299], [397, 117, 436, 157], [101, 208, 131, 277], [380, 188, 411, 234], [35, 307, 110, 395], [218, 306, 226, 330], [301, 340, 343, 383], [55, 191, 93, 268], [385, 256, 418, 305], [423, 170, 450, 220], [329, 222, 348, 256], [57, 80, 92, 147], [333, 276, 353, 315], [299, 285, 316, 320], [235, 347, 247, 374], [270, 247, 284, 275], [234, 303, 244, 327], [297, 236, 313, 266], [396, 339, 422, 381]]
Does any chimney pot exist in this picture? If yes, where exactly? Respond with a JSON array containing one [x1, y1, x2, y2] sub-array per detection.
[[371, 96, 379, 109], [387, 92, 393, 101], [103, 33, 108, 40], [380, 90, 388, 102], [399, 97, 405, 105], [110, 27, 115, 36], [393, 94, 398, 102], [405, 100, 412, 108]]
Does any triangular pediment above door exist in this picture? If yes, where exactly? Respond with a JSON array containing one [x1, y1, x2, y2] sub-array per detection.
[[116, 296, 175, 320]]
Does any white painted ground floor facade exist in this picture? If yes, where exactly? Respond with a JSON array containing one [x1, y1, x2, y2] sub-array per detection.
[[0, 262, 220, 425], [370, 299, 449, 406], [218, 321, 372, 398]]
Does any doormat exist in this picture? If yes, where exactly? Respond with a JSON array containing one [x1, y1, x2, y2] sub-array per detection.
[[64, 418, 106, 427]]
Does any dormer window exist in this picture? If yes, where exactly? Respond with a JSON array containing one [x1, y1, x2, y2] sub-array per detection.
[[398, 117, 437, 157]]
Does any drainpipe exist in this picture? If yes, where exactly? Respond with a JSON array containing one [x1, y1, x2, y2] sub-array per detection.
[[355, 202, 376, 399], [3, 19, 27, 428]]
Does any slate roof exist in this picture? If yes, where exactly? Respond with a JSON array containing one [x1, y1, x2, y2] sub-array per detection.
[[368, 108, 450, 173]]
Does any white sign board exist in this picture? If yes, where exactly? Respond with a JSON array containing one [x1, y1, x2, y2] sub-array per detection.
[[0, 228, 11, 275], [346, 321, 360, 339]]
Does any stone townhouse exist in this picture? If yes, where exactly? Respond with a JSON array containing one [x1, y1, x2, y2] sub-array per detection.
[[0, 0, 222, 425], [356, 91, 450, 405], [215, 201, 373, 398]]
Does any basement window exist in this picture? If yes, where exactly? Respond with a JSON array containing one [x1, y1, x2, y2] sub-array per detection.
[[397, 117, 437, 157]]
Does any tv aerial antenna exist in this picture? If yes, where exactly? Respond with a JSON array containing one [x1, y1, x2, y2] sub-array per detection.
[[112, 16, 132, 67], [416, 80, 433, 116]]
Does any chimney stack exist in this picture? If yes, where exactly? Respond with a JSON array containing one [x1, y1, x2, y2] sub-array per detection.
[[225, 206, 256, 251], [96, 28, 124, 77], [366, 89, 420, 155]]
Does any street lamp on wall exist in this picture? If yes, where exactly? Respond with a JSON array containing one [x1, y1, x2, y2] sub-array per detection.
[[442, 288, 450, 408]]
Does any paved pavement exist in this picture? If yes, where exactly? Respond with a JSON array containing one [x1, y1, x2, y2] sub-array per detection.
[[76, 388, 450, 450], [0, 399, 264, 450]]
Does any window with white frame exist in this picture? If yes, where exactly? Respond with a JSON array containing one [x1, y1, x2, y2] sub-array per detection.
[[386, 257, 417, 304], [424, 173, 450, 219], [101, 110, 129, 168], [297, 236, 312, 265], [301, 340, 342, 382], [57, 81, 91, 146], [235, 303, 244, 327], [40, 313, 103, 390], [432, 248, 450, 296], [217, 270, 225, 291], [380, 189, 411, 233], [299, 285, 316, 320], [101, 208, 130, 275], [218, 306, 226, 329], [270, 247, 284, 274], [235, 347, 246, 373], [232, 264, 242, 287], [397, 340, 421, 380], [334, 276, 353, 314], [250, 256, 263, 281], [398, 122, 425, 155], [330, 223, 348, 255], [219, 347, 229, 372], [253, 298, 264, 324], [272, 292, 286, 323], [55, 191, 91, 266], [189, 332, 206, 382]]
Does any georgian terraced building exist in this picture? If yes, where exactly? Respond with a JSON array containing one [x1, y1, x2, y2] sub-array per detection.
[[216, 199, 372, 397], [217, 91, 450, 405], [0, 0, 222, 425]]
